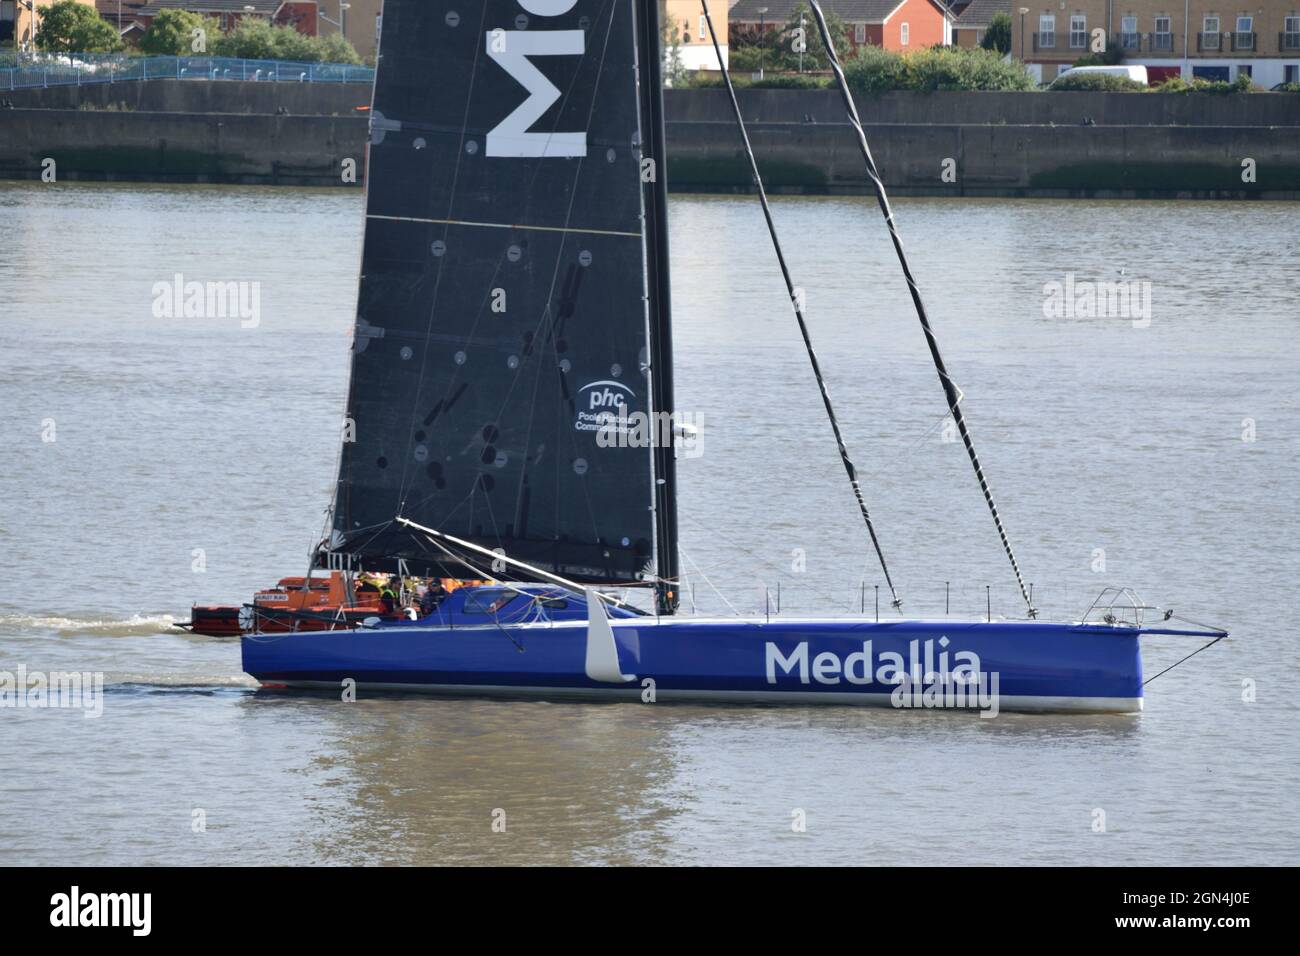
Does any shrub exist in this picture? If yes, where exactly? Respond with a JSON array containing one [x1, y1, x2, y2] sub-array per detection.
[[686, 72, 830, 90], [1071, 48, 1125, 68], [842, 44, 909, 92], [746, 74, 830, 89], [844, 44, 1034, 93], [728, 45, 763, 73], [1152, 74, 1255, 94]]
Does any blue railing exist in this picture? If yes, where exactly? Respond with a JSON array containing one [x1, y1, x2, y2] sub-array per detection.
[[0, 54, 374, 92]]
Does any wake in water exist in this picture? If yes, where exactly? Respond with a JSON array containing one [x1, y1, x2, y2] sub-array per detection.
[[0, 612, 183, 638]]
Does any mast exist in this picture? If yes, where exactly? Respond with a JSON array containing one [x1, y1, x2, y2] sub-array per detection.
[[636, 0, 680, 615]]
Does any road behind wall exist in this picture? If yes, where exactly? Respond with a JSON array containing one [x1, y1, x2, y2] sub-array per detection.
[[2, 82, 1297, 197]]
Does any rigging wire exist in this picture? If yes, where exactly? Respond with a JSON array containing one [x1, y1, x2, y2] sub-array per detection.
[[680, 547, 743, 617], [806, 0, 1036, 618], [1142, 634, 1226, 686], [700, 0, 903, 610]]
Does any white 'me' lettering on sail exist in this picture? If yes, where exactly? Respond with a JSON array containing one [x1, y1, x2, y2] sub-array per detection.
[[486, 30, 588, 158]]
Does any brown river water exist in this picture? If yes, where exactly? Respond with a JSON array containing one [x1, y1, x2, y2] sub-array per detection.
[[0, 182, 1296, 864]]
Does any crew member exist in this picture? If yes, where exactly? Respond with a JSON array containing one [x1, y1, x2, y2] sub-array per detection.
[[379, 579, 399, 617], [419, 579, 447, 616]]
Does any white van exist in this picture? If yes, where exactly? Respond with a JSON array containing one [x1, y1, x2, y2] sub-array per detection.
[[1053, 65, 1150, 86]]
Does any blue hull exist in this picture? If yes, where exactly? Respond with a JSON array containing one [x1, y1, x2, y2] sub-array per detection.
[[242, 615, 1144, 714]]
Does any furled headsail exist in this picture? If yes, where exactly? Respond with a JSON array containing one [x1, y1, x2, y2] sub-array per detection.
[[328, 0, 675, 587]]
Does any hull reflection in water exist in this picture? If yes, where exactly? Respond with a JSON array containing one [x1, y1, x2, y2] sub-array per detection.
[[242, 586, 1146, 715]]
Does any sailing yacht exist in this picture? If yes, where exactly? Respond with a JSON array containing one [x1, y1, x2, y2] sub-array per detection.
[[240, 0, 1224, 713]]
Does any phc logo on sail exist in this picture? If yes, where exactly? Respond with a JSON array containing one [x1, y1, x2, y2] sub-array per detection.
[[576, 381, 704, 457]]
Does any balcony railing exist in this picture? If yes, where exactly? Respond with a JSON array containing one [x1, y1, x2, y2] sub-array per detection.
[[1229, 31, 1256, 51], [1281, 31, 1300, 51], [1151, 32, 1174, 52], [1116, 31, 1142, 50], [1032, 32, 1057, 51], [0, 53, 375, 92], [1198, 31, 1221, 51]]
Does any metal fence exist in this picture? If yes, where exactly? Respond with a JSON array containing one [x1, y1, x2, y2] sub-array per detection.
[[0, 54, 374, 92]]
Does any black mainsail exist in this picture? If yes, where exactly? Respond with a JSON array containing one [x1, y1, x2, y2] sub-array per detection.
[[329, 0, 675, 589]]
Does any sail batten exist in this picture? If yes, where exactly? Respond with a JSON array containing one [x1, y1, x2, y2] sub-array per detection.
[[330, 1, 667, 585]]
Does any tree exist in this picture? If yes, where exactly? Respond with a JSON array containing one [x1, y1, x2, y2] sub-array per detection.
[[140, 9, 219, 56], [980, 12, 1012, 56], [660, 1, 688, 86], [36, 0, 123, 55], [315, 33, 363, 66], [780, 2, 849, 71], [211, 19, 361, 64]]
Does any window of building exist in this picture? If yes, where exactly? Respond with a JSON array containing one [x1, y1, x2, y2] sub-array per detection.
[[1203, 15, 1220, 51], [1120, 15, 1139, 48], [1039, 15, 1056, 48], [855, 22, 867, 43], [1153, 15, 1172, 50], [1286, 17, 1300, 51], [901, 22, 909, 46], [1069, 15, 1086, 48], [699, 15, 706, 41], [1285, 64, 1299, 83], [1235, 15, 1253, 50]]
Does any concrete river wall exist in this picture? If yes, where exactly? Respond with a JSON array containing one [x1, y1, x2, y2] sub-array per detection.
[[1, 81, 1297, 197]]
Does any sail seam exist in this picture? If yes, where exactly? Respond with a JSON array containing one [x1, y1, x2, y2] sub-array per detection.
[[366, 213, 641, 239]]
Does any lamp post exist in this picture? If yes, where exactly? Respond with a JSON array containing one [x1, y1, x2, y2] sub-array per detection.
[[799, 11, 805, 72], [1018, 7, 1029, 60], [758, 6, 767, 80]]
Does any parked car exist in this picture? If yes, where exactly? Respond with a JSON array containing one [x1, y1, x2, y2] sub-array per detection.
[[1052, 65, 1150, 87]]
